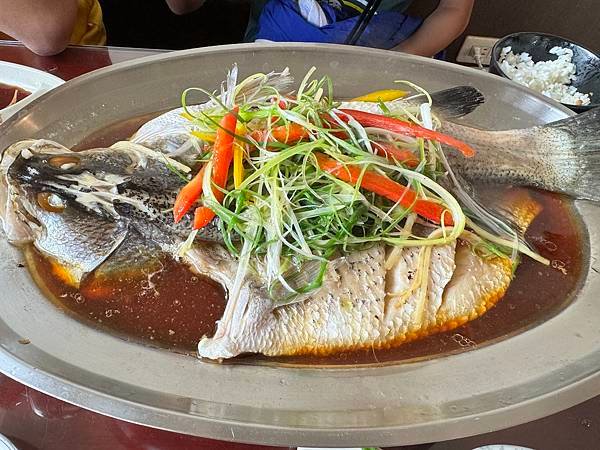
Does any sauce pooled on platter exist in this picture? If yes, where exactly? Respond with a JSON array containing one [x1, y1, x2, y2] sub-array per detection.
[[0, 83, 30, 109]]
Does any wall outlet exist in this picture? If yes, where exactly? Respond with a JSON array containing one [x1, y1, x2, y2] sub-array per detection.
[[456, 35, 500, 65]]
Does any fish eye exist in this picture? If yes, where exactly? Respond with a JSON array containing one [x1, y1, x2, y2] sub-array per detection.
[[37, 192, 66, 213], [48, 156, 80, 170]]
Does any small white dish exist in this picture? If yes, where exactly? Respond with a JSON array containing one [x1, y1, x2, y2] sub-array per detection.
[[0, 60, 64, 123]]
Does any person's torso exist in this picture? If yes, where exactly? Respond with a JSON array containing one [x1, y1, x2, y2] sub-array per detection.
[[71, 0, 106, 46], [338, 0, 413, 14], [245, 0, 414, 41]]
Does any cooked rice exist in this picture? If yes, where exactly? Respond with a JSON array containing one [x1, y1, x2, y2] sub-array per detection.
[[499, 45, 592, 106]]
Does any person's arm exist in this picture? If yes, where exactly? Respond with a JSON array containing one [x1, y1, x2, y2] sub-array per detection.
[[0, 0, 78, 56], [392, 0, 474, 57], [164, 0, 206, 15]]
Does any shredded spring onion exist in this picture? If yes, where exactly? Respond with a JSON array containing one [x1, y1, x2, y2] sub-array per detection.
[[176, 67, 548, 301]]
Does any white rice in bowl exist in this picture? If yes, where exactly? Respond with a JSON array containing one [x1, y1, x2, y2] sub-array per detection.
[[499, 45, 592, 106]]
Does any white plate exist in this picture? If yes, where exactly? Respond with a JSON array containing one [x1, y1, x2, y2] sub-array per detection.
[[0, 60, 64, 122]]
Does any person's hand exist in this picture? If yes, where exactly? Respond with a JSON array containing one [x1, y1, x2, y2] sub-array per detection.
[[391, 0, 474, 58]]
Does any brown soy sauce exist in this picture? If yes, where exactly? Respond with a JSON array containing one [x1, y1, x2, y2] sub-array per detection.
[[0, 83, 30, 109], [26, 249, 226, 353], [25, 115, 587, 365]]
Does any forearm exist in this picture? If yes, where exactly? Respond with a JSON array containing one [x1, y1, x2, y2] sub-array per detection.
[[0, 0, 78, 55], [393, 0, 474, 57], [164, 0, 206, 15]]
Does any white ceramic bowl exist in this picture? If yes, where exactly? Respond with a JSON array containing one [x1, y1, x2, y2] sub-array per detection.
[[0, 60, 64, 122]]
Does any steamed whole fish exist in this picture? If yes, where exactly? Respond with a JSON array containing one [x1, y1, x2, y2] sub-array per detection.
[[1, 73, 599, 361], [0, 137, 536, 359]]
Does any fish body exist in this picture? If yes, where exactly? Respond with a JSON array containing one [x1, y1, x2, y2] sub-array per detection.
[[1, 75, 597, 361], [0, 136, 539, 359], [195, 191, 537, 359]]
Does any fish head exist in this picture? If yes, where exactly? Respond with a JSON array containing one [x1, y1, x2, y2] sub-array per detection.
[[1, 139, 226, 284], [0, 140, 132, 284]]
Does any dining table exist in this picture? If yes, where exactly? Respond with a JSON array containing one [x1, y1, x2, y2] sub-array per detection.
[[0, 40, 599, 450]]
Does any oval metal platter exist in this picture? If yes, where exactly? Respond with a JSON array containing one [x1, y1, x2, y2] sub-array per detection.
[[0, 44, 598, 448]]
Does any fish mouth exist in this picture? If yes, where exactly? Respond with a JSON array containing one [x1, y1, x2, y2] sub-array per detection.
[[0, 140, 64, 244], [1, 141, 73, 241]]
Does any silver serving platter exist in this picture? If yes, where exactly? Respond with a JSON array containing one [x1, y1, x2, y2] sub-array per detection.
[[0, 44, 598, 447]]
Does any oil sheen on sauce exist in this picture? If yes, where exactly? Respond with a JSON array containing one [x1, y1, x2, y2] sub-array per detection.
[[0, 83, 30, 109], [26, 116, 586, 365]]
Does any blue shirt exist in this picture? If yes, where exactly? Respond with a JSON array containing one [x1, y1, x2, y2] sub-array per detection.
[[244, 0, 415, 42]]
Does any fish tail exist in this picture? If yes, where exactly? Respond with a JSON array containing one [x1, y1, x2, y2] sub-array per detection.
[[442, 108, 600, 202], [430, 86, 485, 119], [537, 108, 600, 201]]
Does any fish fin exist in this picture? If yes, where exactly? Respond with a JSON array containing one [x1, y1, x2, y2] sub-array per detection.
[[484, 188, 543, 236], [535, 108, 600, 201], [403, 86, 484, 119], [430, 86, 485, 119], [233, 67, 293, 104], [223, 64, 238, 109], [80, 230, 165, 299]]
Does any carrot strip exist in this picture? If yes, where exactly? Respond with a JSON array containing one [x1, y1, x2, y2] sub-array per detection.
[[190, 107, 238, 230], [250, 123, 309, 145], [338, 109, 476, 157], [173, 165, 207, 223], [314, 152, 453, 225], [193, 206, 216, 229], [373, 142, 419, 168], [210, 107, 239, 194]]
